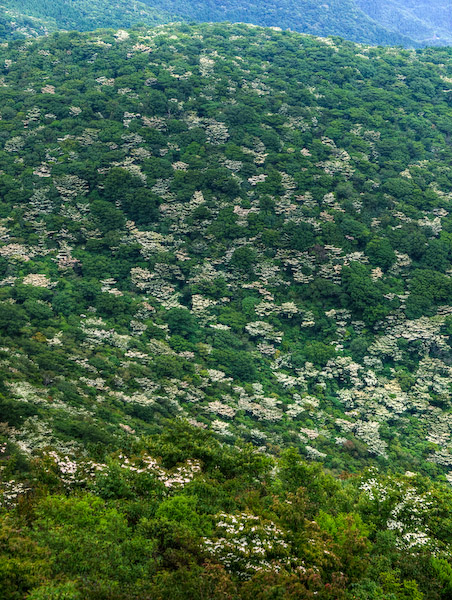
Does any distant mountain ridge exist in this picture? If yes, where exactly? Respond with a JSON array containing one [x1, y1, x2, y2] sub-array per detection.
[[357, 0, 452, 46], [0, 0, 418, 46], [151, 0, 452, 46], [3, 0, 452, 47], [0, 0, 178, 39], [138, 0, 418, 46]]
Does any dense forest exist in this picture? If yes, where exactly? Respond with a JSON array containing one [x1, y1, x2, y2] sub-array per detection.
[[0, 0, 176, 40], [0, 0, 417, 45], [4, 0, 452, 47], [138, 0, 416, 45], [1, 22, 452, 598], [357, 0, 452, 46]]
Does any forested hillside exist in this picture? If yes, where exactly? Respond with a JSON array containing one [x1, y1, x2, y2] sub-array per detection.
[[0, 0, 418, 46], [1, 23, 452, 598], [5, 0, 452, 47], [358, 0, 452, 46], [0, 0, 177, 40], [139, 0, 416, 46]]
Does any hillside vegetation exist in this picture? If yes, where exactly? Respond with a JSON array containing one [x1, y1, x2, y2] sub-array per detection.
[[1, 23, 452, 598], [0, 0, 418, 46], [4, 0, 452, 47], [5, 0, 452, 47], [0, 0, 177, 40], [358, 0, 452, 46], [139, 0, 416, 45]]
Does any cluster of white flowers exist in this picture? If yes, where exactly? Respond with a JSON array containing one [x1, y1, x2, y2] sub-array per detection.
[[360, 473, 438, 552], [96, 76, 115, 86], [386, 487, 435, 551], [100, 278, 123, 296], [55, 242, 80, 271], [205, 119, 230, 145], [236, 387, 283, 422], [305, 445, 327, 460], [199, 55, 215, 76], [203, 512, 291, 578], [47, 451, 79, 486], [207, 401, 237, 418], [0, 480, 30, 507], [114, 29, 130, 42], [0, 243, 31, 261], [117, 453, 202, 489], [245, 321, 283, 343], [211, 419, 234, 437], [41, 84, 55, 94], [69, 106, 82, 116], [6, 381, 48, 404], [22, 273, 53, 288], [80, 315, 131, 349]]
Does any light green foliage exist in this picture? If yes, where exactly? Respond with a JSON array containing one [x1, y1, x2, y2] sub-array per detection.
[[33, 495, 157, 582], [27, 582, 81, 600], [431, 557, 452, 596], [155, 496, 208, 535]]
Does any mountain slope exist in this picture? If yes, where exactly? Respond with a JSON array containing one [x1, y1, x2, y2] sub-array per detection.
[[0, 0, 179, 39], [358, 0, 452, 46], [4, 0, 452, 47], [0, 4, 51, 39], [1, 24, 452, 477], [1, 22, 452, 599], [138, 0, 418, 46], [0, 0, 419, 46]]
